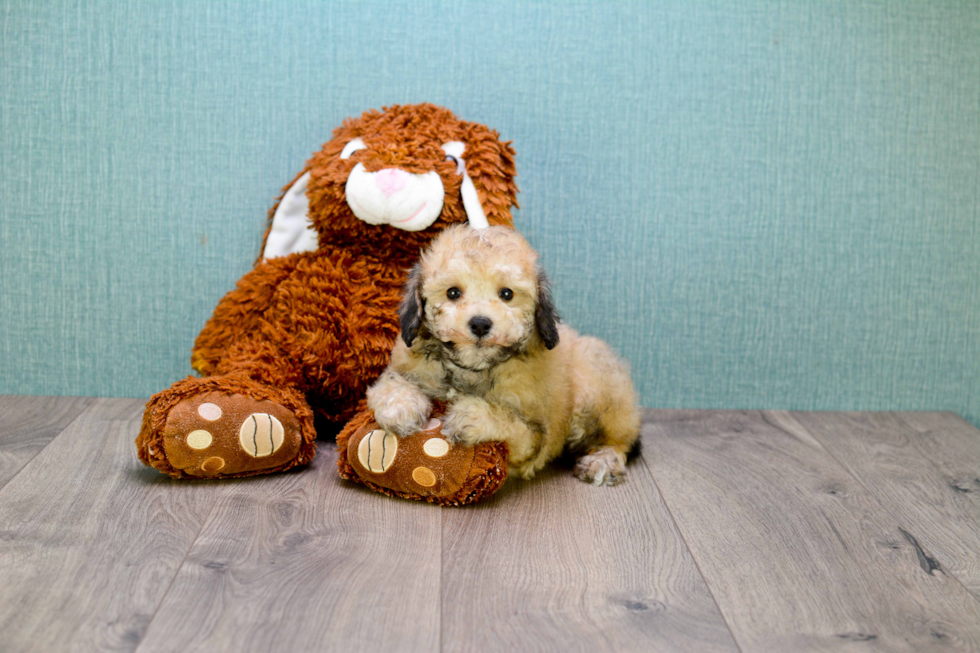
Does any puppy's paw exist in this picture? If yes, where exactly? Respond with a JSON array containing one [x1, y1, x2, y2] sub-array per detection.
[[574, 446, 627, 487], [374, 403, 432, 437], [440, 413, 477, 446], [441, 397, 493, 447], [366, 373, 432, 437]]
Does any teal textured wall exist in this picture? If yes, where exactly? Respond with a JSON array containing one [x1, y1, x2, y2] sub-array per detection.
[[2, 1, 978, 425]]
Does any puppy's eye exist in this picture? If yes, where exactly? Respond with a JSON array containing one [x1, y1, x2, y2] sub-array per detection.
[[447, 287, 462, 300], [499, 288, 514, 301]]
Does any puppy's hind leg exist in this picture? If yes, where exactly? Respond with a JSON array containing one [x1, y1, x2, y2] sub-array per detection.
[[569, 340, 642, 487], [573, 406, 640, 486]]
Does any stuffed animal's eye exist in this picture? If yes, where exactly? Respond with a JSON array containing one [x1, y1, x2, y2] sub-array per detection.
[[447, 287, 462, 300], [441, 142, 466, 174], [499, 288, 514, 301], [340, 138, 367, 160], [444, 154, 464, 175]]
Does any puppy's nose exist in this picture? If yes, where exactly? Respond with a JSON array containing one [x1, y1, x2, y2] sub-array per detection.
[[468, 316, 493, 338]]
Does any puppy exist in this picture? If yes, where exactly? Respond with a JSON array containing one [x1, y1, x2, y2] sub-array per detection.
[[366, 225, 641, 485]]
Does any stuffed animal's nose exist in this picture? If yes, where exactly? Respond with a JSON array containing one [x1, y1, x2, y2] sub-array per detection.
[[375, 168, 409, 198], [468, 316, 493, 338]]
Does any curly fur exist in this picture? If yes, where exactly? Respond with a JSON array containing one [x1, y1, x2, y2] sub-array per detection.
[[367, 225, 641, 485]]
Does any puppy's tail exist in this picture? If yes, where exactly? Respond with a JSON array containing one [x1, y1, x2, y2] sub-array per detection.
[[624, 437, 642, 463]]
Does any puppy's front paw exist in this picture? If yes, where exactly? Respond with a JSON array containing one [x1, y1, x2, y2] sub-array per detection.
[[440, 413, 475, 446], [367, 373, 432, 437], [441, 398, 493, 447], [574, 446, 627, 486], [374, 403, 431, 438]]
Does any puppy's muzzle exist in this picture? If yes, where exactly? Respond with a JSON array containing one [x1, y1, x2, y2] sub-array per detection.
[[468, 316, 493, 338]]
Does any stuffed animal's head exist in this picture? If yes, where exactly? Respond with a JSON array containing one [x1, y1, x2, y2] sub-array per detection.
[[262, 104, 518, 260]]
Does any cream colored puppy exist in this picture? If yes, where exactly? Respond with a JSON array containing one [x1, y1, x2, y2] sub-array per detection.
[[366, 225, 641, 485]]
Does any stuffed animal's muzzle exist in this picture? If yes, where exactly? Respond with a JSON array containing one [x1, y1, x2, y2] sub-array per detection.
[[345, 164, 446, 232]]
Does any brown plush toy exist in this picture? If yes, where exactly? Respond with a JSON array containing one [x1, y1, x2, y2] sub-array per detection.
[[335, 408, 509, 506], [136, 104, 516, 505]]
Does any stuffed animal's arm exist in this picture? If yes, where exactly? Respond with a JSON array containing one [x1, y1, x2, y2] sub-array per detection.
[[191, 256, 303, 375]]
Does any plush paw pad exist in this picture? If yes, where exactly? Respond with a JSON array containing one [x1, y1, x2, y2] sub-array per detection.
[[357, 429, 399, 472], [346, 419, 477, 497], [161, 393, 303, 477], [239, 413, 286, 457]]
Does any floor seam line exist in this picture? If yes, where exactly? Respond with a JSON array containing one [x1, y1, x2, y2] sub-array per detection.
[[639, 429, 745, 653], [132, 497, 220, 653], [0, 396, 98, 497]]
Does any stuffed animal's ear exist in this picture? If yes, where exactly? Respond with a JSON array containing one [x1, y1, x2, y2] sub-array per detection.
[[535, 268, 560, 350], [399, 264, 425, 347], [441, 141, 489, 229], [457, 124, 518, 229], [262, 171, 319, 260]]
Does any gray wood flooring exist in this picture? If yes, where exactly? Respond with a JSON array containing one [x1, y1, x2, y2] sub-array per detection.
[[1, 397, 978, 652]]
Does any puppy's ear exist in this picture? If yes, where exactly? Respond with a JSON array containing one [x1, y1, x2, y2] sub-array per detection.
[[399, 264, 425, 347], [535, 267, 560, 350]]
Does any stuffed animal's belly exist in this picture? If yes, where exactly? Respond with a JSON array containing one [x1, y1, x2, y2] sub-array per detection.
[[266, 254, 405, 392]]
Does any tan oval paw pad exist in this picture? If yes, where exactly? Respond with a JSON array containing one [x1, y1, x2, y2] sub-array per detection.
[[412, 466, 436, 487], [197, 402, 223, 421], [201, 456, 225, 473], [422, 437, 449, 458], [357, 430, 398, 473], [186, 429, 213, 450], [239, 413, 285, 458]]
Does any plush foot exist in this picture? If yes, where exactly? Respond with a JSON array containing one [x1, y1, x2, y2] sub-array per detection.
[[574, 446, 627, 486], [139, 387, 314, 478], [336, 411, 509, 505]]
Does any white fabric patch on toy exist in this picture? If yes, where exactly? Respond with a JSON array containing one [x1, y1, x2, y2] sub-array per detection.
[[441, 141, 488, 229], [345, 164, 446, 231], [262, 171, 318, 260]]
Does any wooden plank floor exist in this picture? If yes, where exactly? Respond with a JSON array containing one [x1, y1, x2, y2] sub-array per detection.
[[1, 398, 979, 652]]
